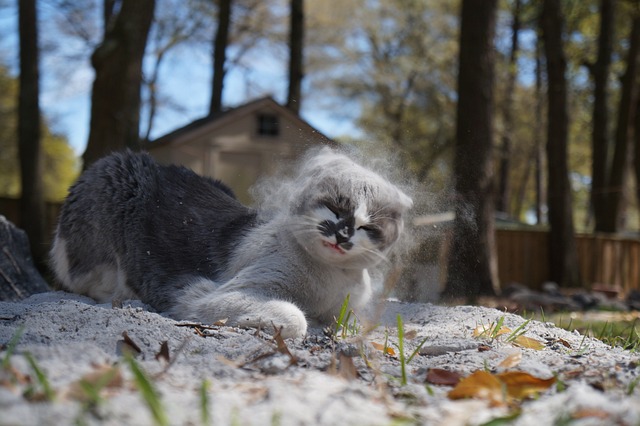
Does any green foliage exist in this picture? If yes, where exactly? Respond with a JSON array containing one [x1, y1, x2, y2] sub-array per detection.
[[0, 64, 79, 202]]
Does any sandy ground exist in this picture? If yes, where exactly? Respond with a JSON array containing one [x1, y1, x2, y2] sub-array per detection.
[[1, 291, 639, 426]]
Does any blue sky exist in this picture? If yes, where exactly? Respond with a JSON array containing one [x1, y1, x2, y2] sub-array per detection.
[[0, 1, 363, 155]]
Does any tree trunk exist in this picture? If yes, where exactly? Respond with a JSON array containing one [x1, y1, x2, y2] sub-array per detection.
[[442, 0, 499, 302], [591, 0, 615, 232], [635, 80, 640, 218], [210, 0, 232, 116], [496, 0, 521, 214], [286, 0, 304, 114], [83, 0, 156, 169], [534, 35, 545, 225], [18, 0, 46, 269], [540, 0, 581, 287], [601, 16, 640, 232]]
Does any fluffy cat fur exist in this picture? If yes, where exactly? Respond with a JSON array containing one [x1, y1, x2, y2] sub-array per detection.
[[50, 148, 412, 338]]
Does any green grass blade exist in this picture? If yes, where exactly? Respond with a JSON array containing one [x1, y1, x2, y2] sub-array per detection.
[[397, 314, 407, 386], [506, 318, 531, 342], [24, 352, 55, 401], [407, 335, 429, 364], [334, 294, 351, 336], [2, 325, 25, 369], [124, 355, 169, 426], [200, 379, 211, 425]]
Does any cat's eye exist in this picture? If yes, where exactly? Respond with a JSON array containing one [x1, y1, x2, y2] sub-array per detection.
[[325, 204, 340, 219], [358, 225, 379, 233]]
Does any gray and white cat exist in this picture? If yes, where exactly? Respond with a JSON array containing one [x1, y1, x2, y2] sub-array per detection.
[[50, 148, 412, 338]]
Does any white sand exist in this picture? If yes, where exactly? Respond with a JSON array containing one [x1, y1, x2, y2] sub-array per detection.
[[1, 291, 639, 425]]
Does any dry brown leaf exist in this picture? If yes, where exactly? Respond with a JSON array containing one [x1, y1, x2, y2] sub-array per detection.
[[338, 353, 359, 381], [273, 325, 298, 366], [495, 371, 556, 400], [572, 408, 611, 420], [371, 342, 396, 356], [155, 341, 170, 363], [512, 335, 546, 350], [66, 365, 123, 401], [498, 351, 522, 369], [404, 329, 418, 340], [426, 368, 462, 386], [119, 331, 142, 356], [448, 370, 556, 406], [447, 371, 506, 406]]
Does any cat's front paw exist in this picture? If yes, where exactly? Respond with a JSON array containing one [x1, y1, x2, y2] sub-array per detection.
[[237, 300, 308, 339], [173, 282, 308, 339]]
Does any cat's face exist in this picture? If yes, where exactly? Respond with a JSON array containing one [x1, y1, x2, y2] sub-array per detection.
[[290, 153, 412, 269]]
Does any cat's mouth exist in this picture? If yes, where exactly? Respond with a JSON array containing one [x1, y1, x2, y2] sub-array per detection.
[[322, 240, 346, 254]]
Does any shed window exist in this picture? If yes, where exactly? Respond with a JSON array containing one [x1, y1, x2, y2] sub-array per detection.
[[257, 113, 280, 137]]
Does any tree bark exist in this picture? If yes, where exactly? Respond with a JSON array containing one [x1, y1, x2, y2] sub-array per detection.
[[83, 0, 156, 169], [635, 79, 640, 216], [601, 16, 640, 232], [496, 0, 521, 215], [18, 0, 46, 269], [540, 0, 581, 287], [591, 0, 615, 232], [442, 0, 499, 302], [534, 34, 545, 225], [210, 0, 232, 116], [286, 0, 304, 114]]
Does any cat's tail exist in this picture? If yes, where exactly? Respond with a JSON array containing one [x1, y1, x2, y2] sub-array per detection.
[[170, 278, 308, 339]]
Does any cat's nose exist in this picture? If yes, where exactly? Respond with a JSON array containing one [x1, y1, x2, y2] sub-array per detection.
[[335, 223, 353, 245]]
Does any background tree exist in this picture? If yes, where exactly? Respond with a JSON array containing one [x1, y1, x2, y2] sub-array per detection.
[[601, 15, 640, 232], [18, 0, 46, 268], [590, 0, 615, 232], [142, 0, 211, 141], [286, 0, 304, 114], [540, 0, 581, 287], [496, 0, 521, 214], [82, 0, 156, 168], [305, 0, 458, 189], [210, 0, 232, 116], [442, 0, 499, 302]]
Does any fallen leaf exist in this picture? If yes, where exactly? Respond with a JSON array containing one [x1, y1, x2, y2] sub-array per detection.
[[473, 324, 511, 338], [512, 335, 546, 350], [495, 371, 556, 400], [426, 368, 462, 386], [117, 331, 142, 357], [272, 325, 297, 366], [155, 341, 170, 363], [66, 365, 123, 402], [371, 342, 396, 356], [448, 370, 556, 406], [498, 351, 522, 369], [572, 408, 610, 420], [338, 353, 359, 381], [448, 371, 506, 406], [404, 329, 418, 340]]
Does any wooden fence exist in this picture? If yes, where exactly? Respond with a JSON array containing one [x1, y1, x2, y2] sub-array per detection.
[[496, 228, 640, 292]]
